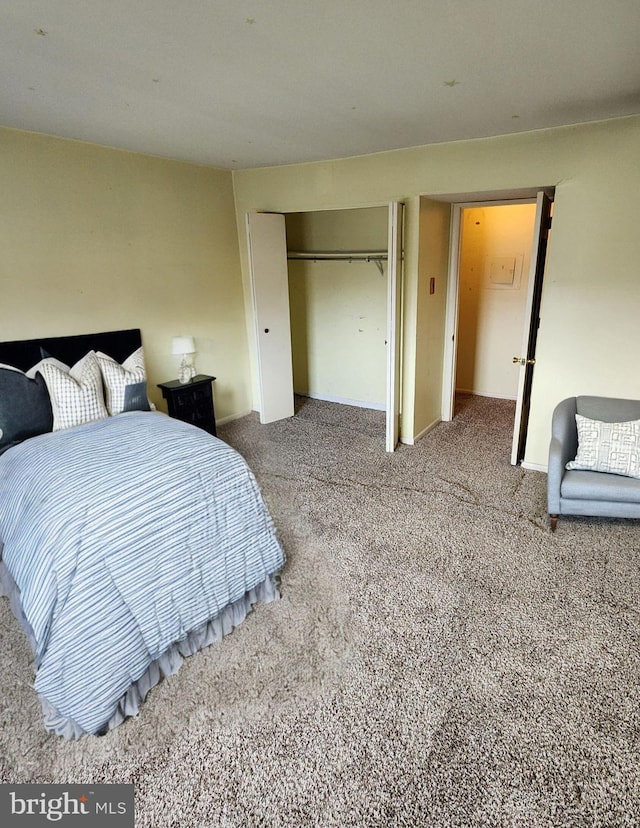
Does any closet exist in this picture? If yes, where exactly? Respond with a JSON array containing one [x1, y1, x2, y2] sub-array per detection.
[[286, 207, 388, 410], [246, 203, 403, 451]]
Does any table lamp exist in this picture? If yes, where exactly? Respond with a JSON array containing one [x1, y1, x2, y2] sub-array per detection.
[[172, 335, 196, 384]]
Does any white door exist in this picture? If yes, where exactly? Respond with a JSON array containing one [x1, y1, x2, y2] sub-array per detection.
[[386, 201, 403, 452], [510, 191, 553, 464], [246, 212, 294, 424]]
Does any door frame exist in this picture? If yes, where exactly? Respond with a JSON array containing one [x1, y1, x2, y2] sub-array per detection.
[[441, 190, 553, 464], [386, 201, 403, 452]]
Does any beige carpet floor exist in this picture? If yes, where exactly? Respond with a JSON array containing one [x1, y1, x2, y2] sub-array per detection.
[[1, 394, 639, 827]]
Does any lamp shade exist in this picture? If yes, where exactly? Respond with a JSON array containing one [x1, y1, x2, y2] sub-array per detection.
[[172, 335, 196, 355]]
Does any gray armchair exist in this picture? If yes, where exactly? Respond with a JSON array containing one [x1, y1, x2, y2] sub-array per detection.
[[548, 396, 640, 531]]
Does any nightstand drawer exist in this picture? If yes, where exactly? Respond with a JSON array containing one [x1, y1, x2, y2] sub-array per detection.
[[174, 384, 211, 406]]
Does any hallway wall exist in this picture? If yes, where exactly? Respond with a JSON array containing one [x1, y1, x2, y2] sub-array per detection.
[[455, 203, 537, 399]]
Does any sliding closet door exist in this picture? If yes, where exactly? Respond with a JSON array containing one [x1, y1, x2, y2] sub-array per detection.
[[246, 212, 294, 424], [386, 201, 403, 452]]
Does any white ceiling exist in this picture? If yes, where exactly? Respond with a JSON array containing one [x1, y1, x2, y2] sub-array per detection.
[[2, 1, 640, 169]]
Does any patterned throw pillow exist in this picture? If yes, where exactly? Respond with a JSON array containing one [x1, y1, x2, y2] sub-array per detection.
[[39, 351, 108, 431], [566, 414, 640, 478], [96, 347, 148, 416]]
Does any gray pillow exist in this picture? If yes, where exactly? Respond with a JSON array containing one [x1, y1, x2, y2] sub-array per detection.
[[122, 381, 151, 413], [0, 366, 53, 455]]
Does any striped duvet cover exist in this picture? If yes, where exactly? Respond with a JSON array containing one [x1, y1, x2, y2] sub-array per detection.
[[0, 411, 284, 737]]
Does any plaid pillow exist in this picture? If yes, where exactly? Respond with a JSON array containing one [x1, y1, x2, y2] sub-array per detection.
[[39, 351, 108, 431], [96, 347, 147, 416], [566, 414, 640, 478]]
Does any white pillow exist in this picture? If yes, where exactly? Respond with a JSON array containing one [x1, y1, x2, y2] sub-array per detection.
[[39, 351, 108, 431], [95, 347, 147, 416], [566, 414, 640, 478]]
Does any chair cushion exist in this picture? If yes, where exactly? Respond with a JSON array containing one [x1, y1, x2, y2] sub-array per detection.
[[561, 469, 640, 503]]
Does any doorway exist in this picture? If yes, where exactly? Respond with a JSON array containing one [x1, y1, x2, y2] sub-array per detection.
[[442, 190, 553, 464], [455, 202, 537, 400]]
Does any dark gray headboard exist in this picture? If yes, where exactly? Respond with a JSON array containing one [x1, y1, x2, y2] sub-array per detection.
[[0, 329, 142, 371]]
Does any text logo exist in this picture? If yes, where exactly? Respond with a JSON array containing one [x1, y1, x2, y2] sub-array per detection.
[[1, 784, 134, 826]]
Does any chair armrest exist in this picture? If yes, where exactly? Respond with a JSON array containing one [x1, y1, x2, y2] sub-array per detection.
[[547, 397, 578, 513]]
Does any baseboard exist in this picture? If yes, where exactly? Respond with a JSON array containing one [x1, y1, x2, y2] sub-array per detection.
[[298, 392, 385, 411], [521, 460, 548, 473], [400, 418, 441, 445], [456, 388, 517, 401], [216, 409, 253, 426]]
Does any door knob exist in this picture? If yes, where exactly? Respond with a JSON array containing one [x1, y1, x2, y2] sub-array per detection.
[[512, 356, 536, 365]]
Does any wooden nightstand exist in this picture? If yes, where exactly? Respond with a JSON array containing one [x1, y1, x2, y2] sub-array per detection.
[[157, 375, 217, 436]]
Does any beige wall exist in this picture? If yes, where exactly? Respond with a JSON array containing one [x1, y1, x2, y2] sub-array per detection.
[[233, 114, 640, 469], [0, 127, 249, 420], [456, 204, 537, 399], [286, 207, 387, 406], [5, 115, 640, 470], [414, 197, 451, 438]]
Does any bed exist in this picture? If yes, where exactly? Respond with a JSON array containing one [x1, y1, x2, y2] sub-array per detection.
[[0, 329, 284, 738]]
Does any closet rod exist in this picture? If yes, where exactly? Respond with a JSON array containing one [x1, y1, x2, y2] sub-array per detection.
[[287, 250, 387, 261], [287, 250, 388, 274]]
